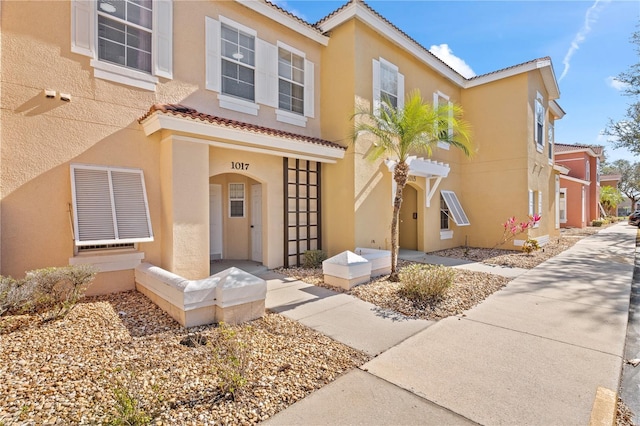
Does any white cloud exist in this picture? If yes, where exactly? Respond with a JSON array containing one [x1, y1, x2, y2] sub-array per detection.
[[429, 44, 476, 78], [559, 0, 611, 81], [606, 76, 629, 91]]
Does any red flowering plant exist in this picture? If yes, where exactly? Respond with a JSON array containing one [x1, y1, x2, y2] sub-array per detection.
[[496, 214, 541, 247]]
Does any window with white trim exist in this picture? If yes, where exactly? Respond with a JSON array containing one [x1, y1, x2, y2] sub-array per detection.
[[534, 92, 545, 152], [229, 183, 245, 218], [440, 191, 470, 226], [434, 91, 453, 150], [547, 122, 554, 162], [596, 157, 600, 183], [559, 188, 567, 223], [372, 57, 404, 113], [586, 159, 591, 181], [528, 189, 535, 216], [278, 47, 304, 115], [70, 164, 153, 248], [440, 195, 450, 231], [221, 23, 256, 102], [71, 0, 173, 91]]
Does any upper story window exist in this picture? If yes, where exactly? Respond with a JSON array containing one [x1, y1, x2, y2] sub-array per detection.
[[97, 0, 152, 74], [534, 92, 545, 152], [221, 23, 256, 102], [596, 157, 600, 183], [278, 48, 304, 115], [547, 122, 554, 163], [71, 0, 173, 91], [586, 159, 591, 181], [434, 91, 453, 150], [373, 57, 404, 113], [205, 17, 315, 124]]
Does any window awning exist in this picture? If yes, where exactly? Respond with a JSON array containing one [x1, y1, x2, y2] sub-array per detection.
[[441, 190, 470, 226]]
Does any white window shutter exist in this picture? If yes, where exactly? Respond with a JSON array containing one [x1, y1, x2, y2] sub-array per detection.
[[304, 59, 315, 118], [72, 168, 117, 243], [397, 72, 405, 109], [71, 165, 154, 246], [71, 0, 95, 57], [111, 171, 153, 240], [255, 39, 278, 108], [538, 191, 543, 216], [153, 0, 173, 79], [372, 59, 380, 112], [528, 190, 534, 216], [205, 17, 221, 92]]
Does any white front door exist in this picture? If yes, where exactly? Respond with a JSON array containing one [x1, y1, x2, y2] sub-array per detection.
[[251, 184, 262, 262], [210, 184, 223, 260]]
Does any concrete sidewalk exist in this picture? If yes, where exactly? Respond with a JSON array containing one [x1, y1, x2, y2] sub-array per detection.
[[263, 223, 636, 425]]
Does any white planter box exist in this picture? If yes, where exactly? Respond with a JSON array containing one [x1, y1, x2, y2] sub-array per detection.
[[322, 251, 371, 290], [355, 247, 391, 277]]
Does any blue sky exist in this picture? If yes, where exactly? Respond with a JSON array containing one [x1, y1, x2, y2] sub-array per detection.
[[274, 0, 640, 163]]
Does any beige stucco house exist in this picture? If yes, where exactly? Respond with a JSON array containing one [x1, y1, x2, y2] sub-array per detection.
[[0, 0, 564, 295]]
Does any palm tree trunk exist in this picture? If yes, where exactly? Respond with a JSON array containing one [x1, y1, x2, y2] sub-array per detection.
[[389, 162, 410, 282]]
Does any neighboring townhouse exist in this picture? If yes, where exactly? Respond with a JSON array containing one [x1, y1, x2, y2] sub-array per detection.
[[0, 0, 565, 295], [316, 0, 564, 253], [554, 144, 604, 228], [601, 174, 631, 216]]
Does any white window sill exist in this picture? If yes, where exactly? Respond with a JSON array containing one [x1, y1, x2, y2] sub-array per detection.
[[437, 141, 450, 150], [91, 60, 158, 91], [218, 94, 259, 116], [69, 251, 145, 273], [440, 230, 453, 240], [276, 109, 307, 127], [536, 144, 544, 153]]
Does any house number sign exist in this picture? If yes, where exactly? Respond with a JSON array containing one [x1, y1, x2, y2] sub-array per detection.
[[231, 162, 249, 170]]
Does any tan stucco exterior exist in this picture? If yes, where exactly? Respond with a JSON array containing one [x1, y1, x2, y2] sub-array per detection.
[[0, 0, 564, 294]]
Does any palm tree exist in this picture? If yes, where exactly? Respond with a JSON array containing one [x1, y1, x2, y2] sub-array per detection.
[[353, 89, 473, 280]]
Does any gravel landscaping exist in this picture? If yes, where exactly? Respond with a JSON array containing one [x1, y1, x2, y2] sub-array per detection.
[[0, 291, 369, 425], [0, 224, 625, 425]]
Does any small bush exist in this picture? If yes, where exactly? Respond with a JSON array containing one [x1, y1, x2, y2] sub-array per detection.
[[303, 250, 327, 269], [210, 322, 252, 399], [108, 385, 152, 426], [398, 264, 455, 302], [0, 264, 96, 320], [591, 220, 603, 227], [521, 238, 540, 254]]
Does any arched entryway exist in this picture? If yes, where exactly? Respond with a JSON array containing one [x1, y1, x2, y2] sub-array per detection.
[[209, 173, 263, 262], [399, 184, 418, 250]]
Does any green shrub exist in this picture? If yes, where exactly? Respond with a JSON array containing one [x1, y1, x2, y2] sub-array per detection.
[[398, 264, 455, 301], [522, 238, 540, 254], [211, 322, 251, 399], [0, 265, 96, 320], [591, 220, 603, 227], [303, 250, 327, 269], [108, 385, 152, 426]]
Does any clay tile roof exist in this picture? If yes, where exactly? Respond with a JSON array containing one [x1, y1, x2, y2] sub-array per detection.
[[262, 0, 324, 33], [139, 104, 345, 150], [554, 143, 605, 157], [467, 57, 552, 81]]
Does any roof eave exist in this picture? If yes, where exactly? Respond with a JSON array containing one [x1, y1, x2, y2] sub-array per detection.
[[140, 112, 345, 163], [235, 0, 329, 46], [319, 1, 466, 86]]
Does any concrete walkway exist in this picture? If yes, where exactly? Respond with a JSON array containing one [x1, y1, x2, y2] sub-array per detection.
[[262, 223, 636, 425]]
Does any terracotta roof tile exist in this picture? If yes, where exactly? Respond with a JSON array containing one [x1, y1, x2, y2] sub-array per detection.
[[139, 104, 345, 151], [467, 57, 552, 81], [262, 0, 324, 33], [554, 143, 604, 157]]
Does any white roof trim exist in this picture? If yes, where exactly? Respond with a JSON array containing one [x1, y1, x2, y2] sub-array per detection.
[[549, 100, 565, 119], [141, 113, 344, 163], [319, 2, 465, 85], [384, 156, 450, 178], [319, 3, 560, 99], [555, 147, 601, 158], [559, 174, 591, 186], [236, 0, 329, 46], [553, 164, 570, 175]]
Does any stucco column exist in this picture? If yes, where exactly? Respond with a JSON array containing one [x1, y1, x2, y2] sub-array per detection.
[[160, 135, 210, 279]]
